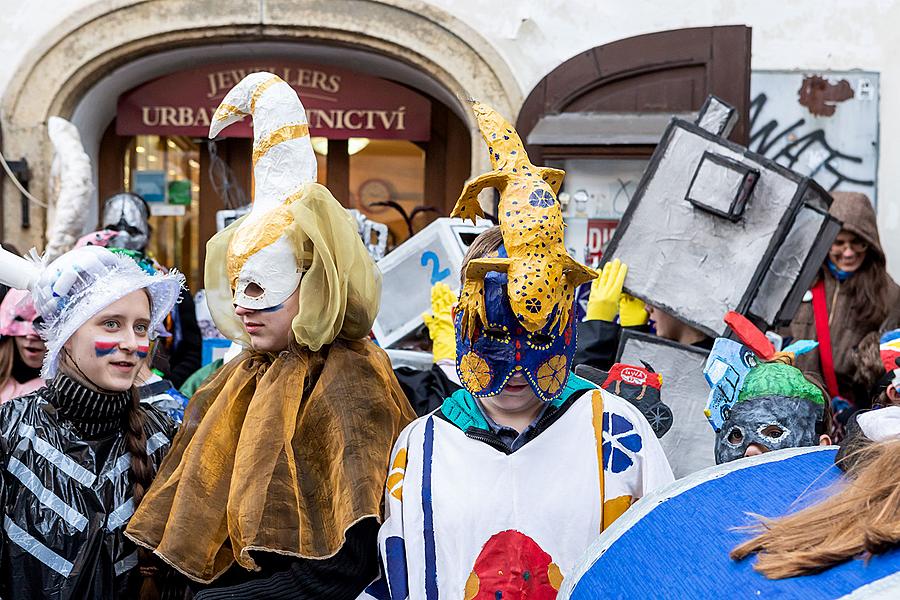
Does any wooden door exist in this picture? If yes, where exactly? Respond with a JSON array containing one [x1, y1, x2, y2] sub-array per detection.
[[516, 26, 752, 161]]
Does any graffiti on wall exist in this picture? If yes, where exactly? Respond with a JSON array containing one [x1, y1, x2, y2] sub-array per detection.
[[749, 71, 879, 202]]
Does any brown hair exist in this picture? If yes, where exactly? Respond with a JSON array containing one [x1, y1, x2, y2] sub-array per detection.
[[0, 337, 14, 390], [801, 374, 834, 438], [125, 388, 153, 507], [853, 330, 885, 395], [840, 253, 891, 328], [459, 226, 503, 287], [730, 438, 900, 578]]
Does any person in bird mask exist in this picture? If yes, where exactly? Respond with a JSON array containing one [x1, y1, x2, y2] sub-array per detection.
[[365, 102, 673, 600], [125, 72, 415, 599]]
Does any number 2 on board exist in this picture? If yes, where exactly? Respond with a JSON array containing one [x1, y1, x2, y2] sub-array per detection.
[[421, 251, 451, 285]]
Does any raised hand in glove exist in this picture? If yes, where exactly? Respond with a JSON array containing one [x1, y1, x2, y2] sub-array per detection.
[[422, 282, 457, 362], [619, 293, 648, 327], [586, 259, 627, 322]]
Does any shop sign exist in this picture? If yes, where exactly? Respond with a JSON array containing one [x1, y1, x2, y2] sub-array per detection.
[[587, 219, 618, 261], [117, 61, 431, 140]]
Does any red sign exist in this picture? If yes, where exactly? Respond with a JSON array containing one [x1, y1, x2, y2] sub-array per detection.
[[607, 364, 663, 390], [117, 61, 431, 140], [587, 219, 619, 262]]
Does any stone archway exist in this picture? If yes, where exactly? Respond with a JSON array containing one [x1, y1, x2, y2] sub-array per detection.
[[1, 0, 521, 247]]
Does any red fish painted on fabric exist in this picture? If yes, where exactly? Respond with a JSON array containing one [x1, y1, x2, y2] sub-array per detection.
[[464, 530, 563, 600]]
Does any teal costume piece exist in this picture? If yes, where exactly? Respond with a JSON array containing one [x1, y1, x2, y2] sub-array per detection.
[[179, 358, 224, 397], [440, 373, 595, 432]]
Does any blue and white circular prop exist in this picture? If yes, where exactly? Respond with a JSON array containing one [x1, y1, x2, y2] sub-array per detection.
[[562, 447, 900, 599]]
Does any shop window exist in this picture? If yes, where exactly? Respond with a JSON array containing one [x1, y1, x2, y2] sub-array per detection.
[[311, 137, 328, 183], [123, 135, 201, 290], [551, 158, 649, 220], [349, 139, 426, 246], [549, 158, 649, 266]]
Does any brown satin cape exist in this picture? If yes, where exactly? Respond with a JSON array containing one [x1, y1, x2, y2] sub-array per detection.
[[125, 338, 415, 583]]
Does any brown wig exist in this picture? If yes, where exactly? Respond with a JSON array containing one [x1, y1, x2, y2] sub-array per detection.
[[459, 226, 503, 287], [854, 330, 885, 394], [731, 438, 900, 578]]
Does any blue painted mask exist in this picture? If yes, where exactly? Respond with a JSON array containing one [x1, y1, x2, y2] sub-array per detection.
[[456, 245, 577, 403], [703, 338, 758, 431]]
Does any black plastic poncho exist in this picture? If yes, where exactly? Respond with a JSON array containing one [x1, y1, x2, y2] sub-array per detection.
[[0, 386, 174, 599]]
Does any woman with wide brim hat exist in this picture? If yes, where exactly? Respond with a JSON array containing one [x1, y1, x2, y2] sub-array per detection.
[[0, 242, 183, 598]]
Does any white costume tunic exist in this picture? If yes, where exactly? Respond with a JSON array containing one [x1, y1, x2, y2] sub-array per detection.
[[375, 377, 674, 600]]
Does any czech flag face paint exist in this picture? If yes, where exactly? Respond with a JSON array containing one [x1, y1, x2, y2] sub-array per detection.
[[94, 340, 119, 357], [94, 340, 150, 359]]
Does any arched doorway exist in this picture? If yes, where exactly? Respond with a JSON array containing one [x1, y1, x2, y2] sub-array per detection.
[[0, 0, 521, 272], [94, 48, 475, 289]]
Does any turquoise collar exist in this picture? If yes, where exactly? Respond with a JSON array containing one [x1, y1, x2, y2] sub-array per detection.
[[441, 373, 595, 433]]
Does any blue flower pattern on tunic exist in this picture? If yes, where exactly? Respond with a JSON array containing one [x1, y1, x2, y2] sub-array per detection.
[[602, 412, 643, 474], [528, 188, 555, 208]]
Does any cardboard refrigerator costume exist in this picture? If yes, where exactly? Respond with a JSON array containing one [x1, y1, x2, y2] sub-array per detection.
[[369, 103, 673, 600], [615, 331, 715, 478], [0, 242, 182, 598], [125, 73, 415, 584]]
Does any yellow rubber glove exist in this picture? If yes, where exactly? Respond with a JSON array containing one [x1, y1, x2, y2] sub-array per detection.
[[619, 293, 649, 327], [422, 282, 457, 362], [586, 259, 627, 322]]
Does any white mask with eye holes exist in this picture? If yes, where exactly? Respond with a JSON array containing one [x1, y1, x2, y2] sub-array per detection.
[[232, 235, 303, 310]]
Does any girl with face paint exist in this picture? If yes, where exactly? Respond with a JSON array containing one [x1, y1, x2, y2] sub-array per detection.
[[0, 289, 46, 403], [0, 244, 183, 598]]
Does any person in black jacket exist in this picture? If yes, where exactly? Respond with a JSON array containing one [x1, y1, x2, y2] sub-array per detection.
[[0, 244, 183, 599]]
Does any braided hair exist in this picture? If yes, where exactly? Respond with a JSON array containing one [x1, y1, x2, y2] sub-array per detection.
[[125, 386, 153, 507]]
